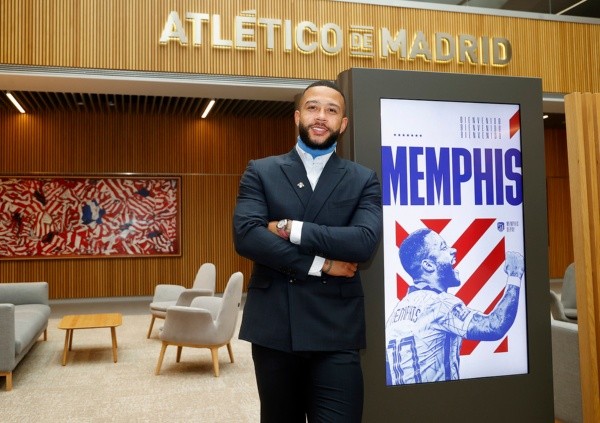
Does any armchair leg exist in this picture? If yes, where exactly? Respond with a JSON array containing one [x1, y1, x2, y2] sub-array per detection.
[[155, 342, 168, 375], [147, 316, 156, 339], [43, 329, 47, 341], [210, 347, 220, 377], [226, 342, 235, 363], [1, 371, 12, 391], [176, 346, 182, 363]]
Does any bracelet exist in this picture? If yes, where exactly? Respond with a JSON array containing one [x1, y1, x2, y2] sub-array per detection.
[[323, 259, 333, 274]]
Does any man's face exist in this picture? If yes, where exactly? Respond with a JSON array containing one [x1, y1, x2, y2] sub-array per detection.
[[294, 85, 349, 150], [424, 232, 461, 289]]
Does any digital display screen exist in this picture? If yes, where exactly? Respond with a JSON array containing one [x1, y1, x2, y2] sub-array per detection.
[[381, 98, 528, 385]]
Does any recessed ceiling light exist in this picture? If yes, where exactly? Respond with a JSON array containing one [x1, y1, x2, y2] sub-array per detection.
[[201, 99, 216, 118], [6, 92, 26, 113]]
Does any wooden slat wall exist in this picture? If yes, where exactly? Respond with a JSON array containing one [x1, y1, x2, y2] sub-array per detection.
[[545, 127, 574, 278], [0, 108, 575, 299], [0, 0, 599, 94], [565, 92, 600, 423], [0, 0, 587, 292], [0, 110, 295, 298]]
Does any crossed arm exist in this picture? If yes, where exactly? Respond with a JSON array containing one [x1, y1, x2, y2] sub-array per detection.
[[267, 218, 360, 277], [233, 160, 382, 279]]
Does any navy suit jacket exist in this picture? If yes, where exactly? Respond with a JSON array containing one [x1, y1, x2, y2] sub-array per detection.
[[233, 147, 382, 352]]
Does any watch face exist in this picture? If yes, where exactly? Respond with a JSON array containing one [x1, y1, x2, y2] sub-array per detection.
[[277, 219, 286, 229]]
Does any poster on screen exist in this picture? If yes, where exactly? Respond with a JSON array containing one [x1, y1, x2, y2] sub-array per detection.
[[381, 98, 528, 385]]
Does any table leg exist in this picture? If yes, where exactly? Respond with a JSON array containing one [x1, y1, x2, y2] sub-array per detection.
[[62, 330, 71, 366], [68, 329, 74, 351], [111, 327, 118, 363]]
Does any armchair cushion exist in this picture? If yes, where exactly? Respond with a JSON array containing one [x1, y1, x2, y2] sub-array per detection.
[[152, 284, 186, 303], [190, 296, 223, 319], [14, 305, 50, 354]]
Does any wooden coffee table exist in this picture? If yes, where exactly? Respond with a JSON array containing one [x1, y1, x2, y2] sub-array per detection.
[[58, 313, 122, 366]]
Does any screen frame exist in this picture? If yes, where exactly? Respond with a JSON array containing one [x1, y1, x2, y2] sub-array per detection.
[[337, 68, 553, 422]]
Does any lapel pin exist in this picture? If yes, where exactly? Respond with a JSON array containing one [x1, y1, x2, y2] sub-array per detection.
[[297, 182, 305, 189]]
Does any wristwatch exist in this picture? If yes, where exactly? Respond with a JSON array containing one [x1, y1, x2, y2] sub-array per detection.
[[276, 219, 290, 239]]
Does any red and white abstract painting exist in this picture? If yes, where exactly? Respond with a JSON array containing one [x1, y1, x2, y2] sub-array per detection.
[[0, 176, 180, 259]]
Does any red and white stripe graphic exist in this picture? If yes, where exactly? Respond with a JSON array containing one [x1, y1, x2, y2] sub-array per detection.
[[395, 218, 509, 356]]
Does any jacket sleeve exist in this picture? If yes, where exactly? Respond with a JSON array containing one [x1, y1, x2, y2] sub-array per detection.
[[233, 160, 315, 278], [298, 169, 383, 263]]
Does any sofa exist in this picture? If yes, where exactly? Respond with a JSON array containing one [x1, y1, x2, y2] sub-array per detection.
[[551, 318, 583, 423], [0, 282, 50, 391]]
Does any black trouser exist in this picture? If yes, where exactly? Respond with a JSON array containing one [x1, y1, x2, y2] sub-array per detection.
[[251, 344, 363, 423]]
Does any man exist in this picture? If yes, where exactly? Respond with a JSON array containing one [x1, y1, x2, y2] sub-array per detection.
[[385, 227, 524, 385], [233, 80, 382, 422]]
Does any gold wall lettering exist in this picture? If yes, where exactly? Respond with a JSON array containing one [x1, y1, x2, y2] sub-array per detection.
[[159, 10, 512, 66]]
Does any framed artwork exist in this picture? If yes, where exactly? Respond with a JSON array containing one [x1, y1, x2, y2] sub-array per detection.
[[0, 176, 181, 259]]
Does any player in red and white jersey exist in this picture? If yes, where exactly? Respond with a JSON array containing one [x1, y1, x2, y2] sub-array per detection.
[[385, 228, 523, 385]]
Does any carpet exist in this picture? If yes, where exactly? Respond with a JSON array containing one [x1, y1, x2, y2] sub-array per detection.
[[0, 313, 260, 422]]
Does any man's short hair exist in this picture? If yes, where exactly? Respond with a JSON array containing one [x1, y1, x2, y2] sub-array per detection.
[[304, 79, 344, 97], [399, 228, 433, 279], [299, 80, 346, 110]]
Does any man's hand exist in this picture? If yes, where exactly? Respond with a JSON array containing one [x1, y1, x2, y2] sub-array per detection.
[[322, 259, 358, 277], [504, 251, 524, 279]]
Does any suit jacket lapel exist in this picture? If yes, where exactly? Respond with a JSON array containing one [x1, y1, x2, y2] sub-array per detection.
[[281, 149, 312, 208], [304, 154, 346, 222]]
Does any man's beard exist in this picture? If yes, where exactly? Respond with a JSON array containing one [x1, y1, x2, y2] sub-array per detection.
[[298, 122, 340, 150], [437, 261, 461, 289]]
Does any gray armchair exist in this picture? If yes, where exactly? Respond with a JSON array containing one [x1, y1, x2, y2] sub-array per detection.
[[154, 271, 243, 377], [147, 262, 216, 338], [550, 290, 577, 323], [561, 262, 577, 320]]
